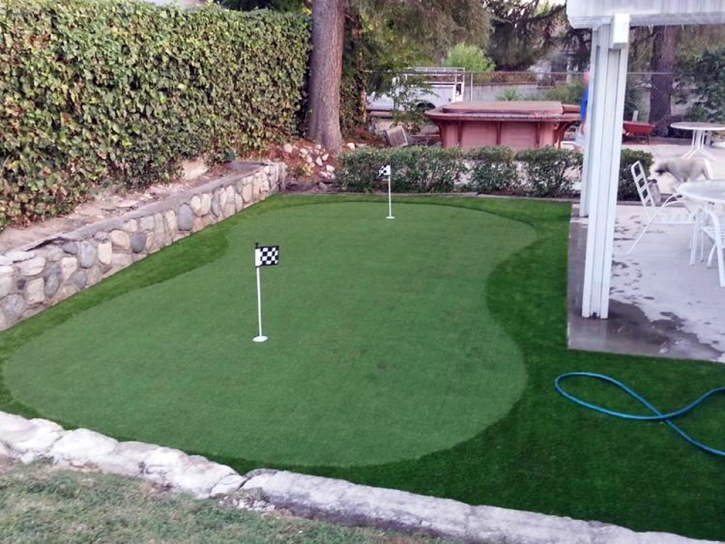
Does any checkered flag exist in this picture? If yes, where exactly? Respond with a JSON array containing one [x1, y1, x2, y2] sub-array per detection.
[[378, 164, 391, 178], [255, 243, 279, 267]]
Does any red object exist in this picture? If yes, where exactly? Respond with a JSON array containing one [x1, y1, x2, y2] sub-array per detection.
[[425, 101, 580, 150], [623, 121, 656, 144]]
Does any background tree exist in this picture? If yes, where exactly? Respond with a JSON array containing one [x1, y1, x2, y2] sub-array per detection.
[[627, 24, 725, 131], [648, 26, 677, 134], [679, 46, 725, 123], [218, 0, 493, 142], [443, 43, 495, 72], [353, 0, 491, 65], [306, 0, 346, 152], [483, 0, 565, 71]]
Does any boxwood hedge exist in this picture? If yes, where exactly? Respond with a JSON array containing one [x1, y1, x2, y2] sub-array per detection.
[[336, 145, 651, 201]]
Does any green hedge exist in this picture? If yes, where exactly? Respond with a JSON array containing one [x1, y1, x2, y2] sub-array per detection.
[[0, 0, 310, 229], [466, 147, 518, 193], [618, 149, 655, 201], [337, 146, 651, 201], [336, 146, 583, 197]]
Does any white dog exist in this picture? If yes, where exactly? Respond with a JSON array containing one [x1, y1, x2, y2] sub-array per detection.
[[651, 158, 713, 188]]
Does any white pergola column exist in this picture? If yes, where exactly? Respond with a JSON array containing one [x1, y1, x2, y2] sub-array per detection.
[[578, 130, 591, 217], [581, 20, 629, 318]]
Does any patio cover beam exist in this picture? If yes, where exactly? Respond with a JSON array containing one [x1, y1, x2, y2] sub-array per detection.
[[568, 0, 725, 29]]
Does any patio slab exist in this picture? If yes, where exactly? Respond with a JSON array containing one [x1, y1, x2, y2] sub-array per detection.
[[567, 141, 725, 363]]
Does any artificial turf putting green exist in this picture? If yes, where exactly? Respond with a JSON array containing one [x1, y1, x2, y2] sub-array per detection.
[[2, 195, 724, 540], [5, 202, 534, 466]]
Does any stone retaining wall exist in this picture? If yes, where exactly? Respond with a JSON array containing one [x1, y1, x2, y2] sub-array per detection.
[[0, 163, 285, 331], [0, 410, 713, 544]]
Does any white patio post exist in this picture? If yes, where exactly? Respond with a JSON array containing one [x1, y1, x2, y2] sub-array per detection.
[[581, 16, 630, 318], [578, 128, 591, 217]]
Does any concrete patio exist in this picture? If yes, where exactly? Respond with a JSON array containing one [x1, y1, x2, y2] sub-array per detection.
[[568, 138, 725, 363]]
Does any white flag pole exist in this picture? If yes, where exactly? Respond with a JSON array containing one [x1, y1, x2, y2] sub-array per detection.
[[386, 170, 394, 220], [253, 263, 267, 343]]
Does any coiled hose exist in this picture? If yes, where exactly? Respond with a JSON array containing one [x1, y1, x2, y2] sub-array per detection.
[[554, 372, 725, 457]]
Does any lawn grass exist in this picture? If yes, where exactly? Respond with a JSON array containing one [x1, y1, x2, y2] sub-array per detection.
[[0, 461, 452, 544], [1, 195, 724, 540]]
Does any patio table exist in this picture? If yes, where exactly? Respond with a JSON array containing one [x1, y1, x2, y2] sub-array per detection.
[[670, 122, 725, 160], [677, 180, 725, 267], [677, 180, 725, 205]]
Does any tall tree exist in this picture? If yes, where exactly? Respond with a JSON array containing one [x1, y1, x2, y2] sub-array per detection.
[[483, 0, 565, 71], [353, 0, 491, 64], [307, 0, 346, 152], [649, 25, 677, 135]]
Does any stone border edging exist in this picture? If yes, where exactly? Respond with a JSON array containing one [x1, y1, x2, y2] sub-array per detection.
[[0, 162, 285, 331], [0, 411, 717, 544]]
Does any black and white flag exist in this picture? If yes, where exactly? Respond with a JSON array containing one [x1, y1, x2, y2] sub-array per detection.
[[255, 243, 279, 267], [378, 164, 391, 178]]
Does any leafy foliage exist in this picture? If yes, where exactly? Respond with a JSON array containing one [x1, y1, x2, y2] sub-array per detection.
[[618, 149, 654, 201], [680, 46, 725, 123], [517, 147, 581, 198], [387, 75, 438, 133], [497, 88, 523, 101], [353, 0, 491, 64], [0, 0, 310, 229], [216, 0, 307, 12], [338, 145, 645, 201], [443, 43, 495, 72], [541, 78, 585, 107], [466, 147, 518, 193], [340, 6, 371, 137], [335, 147, 464, 193], [336, 146, 582, 197], [342, 1, 494, 137], [483, 0, 566, 71]]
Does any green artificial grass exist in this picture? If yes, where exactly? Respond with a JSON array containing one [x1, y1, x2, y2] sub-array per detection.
[[4, 202, 532, 466], [1, 195, 724, 540]]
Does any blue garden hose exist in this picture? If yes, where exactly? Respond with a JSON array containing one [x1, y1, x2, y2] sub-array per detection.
[[554, 372, 725, 457]]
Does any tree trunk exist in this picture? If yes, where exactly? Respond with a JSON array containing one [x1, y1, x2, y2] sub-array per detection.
[[306, 0, 345, 153], [649, 25, 677, 136]]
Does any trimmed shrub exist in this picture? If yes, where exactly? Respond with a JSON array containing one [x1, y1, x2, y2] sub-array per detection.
[[337, 145, 653, 202], [336, 145, 583, 196], [336, 147, 466, 193], [335, 148, 390, 192], [466, 147, 517, 193], [618, 149, 654, 201], [518, 147, 582, 198], [0, 0, 310, 230]]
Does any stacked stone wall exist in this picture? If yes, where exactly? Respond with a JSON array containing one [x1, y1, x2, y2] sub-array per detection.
[[0, 163, 285, 331]]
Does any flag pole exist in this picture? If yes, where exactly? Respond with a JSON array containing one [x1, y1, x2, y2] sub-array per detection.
[[386, 171, 394, 220], [253, 260, 267, 343]]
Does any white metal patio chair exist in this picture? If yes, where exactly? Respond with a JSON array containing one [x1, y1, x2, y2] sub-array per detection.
[[692, 208, 725, 287], [627, 161, 698, 254]]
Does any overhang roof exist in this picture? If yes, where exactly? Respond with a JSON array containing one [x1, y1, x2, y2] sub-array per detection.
[[567, 0, 725, 28]]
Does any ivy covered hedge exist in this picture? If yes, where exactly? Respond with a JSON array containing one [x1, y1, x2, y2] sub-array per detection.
[[337, 146, 652, 201], [0, 0, 310, 229]]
